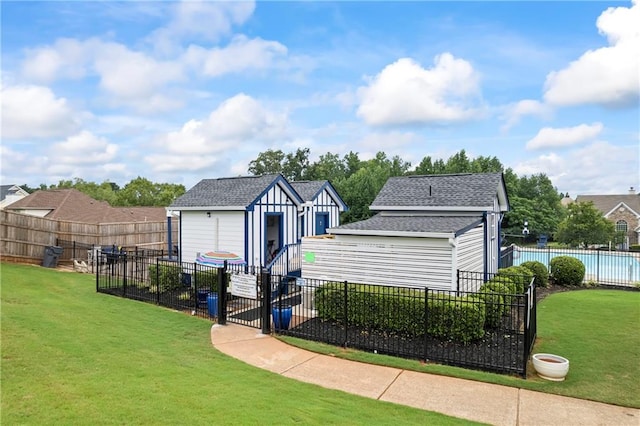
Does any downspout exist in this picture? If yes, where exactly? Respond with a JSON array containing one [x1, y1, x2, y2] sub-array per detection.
[[448, 237, 458, 292], [483, 212, 488, 282], [244, 210, 249, 268]]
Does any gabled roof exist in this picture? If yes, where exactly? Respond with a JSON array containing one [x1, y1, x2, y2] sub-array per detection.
[[1, 184, 28, 201], [170, 174, 303, 211], [329, 213, 483, 237], [6, 189, 168, 223], [575, 194, 640, 217], [370, 172, 509, 212], [290, 180, 348, 211]]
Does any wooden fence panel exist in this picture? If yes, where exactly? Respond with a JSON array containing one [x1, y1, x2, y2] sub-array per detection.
[[0, 210, 178, 263]]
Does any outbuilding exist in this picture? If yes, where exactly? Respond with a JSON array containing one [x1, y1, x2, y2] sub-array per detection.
[[301, 172, 509, 291]]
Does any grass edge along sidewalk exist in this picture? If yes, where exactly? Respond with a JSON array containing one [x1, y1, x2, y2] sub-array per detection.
[[280, 287, 640, 409], [0, 263, 473, 425]]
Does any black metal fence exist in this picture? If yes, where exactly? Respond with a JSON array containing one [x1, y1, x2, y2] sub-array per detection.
[[273, 273, 536, 377], [501, 244, 640, 286], [96, 251, 537, 377]]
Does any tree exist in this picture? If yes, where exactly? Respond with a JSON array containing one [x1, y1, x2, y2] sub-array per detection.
[[555, 201, 616, 247], [114, 177, 185, 207], [248, 149, 286, 176]]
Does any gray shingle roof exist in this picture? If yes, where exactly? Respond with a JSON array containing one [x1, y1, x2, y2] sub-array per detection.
[[170, 174, 297, 208], [330, 214, 482, 235], [371, 172, 505, 209], [290, 181, 326, 201]]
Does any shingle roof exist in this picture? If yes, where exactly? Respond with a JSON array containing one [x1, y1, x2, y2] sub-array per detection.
[[330, 213, 482, 235], [371, 172, 506, 209], [290, 181, 326, 201], [0, 184, 26, 201], [575, 193, 640, 216], [170, 174, 301, 209], [6, 189, 168, 223]]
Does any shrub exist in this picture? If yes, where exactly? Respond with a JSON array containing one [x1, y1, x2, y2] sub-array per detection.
[[476, 286, 505, 329], [496, 266, 534, 293], [149, 264, 182, 293], [520, 261, 549, 288], [315, 283, 485, 344], [630, 244, 640, 252], [549, 256, 586, 287], [193, 269, 219, 293]]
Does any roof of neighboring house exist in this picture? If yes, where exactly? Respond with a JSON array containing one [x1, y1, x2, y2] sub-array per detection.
[[1, 184, 28, 201], [170, 174, 303, 210], [6, 189, 168, 223], [290, 180, 348, 211], [576, 193, 640, 217], [370, 172, 509, 211], [329, 213, 483, 237]]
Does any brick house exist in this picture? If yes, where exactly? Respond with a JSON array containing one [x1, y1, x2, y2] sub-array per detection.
[[576, 187, 640, 248]]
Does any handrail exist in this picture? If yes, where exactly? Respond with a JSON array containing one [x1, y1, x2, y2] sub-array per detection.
[[266, 242, 301, 275]]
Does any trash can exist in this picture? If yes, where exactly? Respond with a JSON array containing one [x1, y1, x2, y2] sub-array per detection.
[[42, 246, 63, 268], [207, 293, 218, 317]]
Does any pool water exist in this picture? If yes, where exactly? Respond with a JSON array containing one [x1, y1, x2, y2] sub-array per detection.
[[513, 248, 640, 285]]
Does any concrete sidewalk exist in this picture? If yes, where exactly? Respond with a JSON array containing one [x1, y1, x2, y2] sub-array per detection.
[[211, 323, 639, 426]]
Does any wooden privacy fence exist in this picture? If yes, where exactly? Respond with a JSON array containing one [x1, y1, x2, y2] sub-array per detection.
[[0, 210, 178, 264]]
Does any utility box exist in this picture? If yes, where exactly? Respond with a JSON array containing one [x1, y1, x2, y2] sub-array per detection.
[[43, 246, 64, 268]]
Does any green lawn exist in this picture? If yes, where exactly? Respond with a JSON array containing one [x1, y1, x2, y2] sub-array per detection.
[[1, 263, 473, 425], [282, 288, 640, 408]]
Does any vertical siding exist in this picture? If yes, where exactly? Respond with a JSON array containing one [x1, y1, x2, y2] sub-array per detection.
[[180, 210, 244, 262], [304, 188, 342, 236], [247, 182, 299, 267], [456, 225, 485, 291], [301, 235, 454, 290]]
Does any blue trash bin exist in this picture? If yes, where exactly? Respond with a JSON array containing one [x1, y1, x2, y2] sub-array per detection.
[[207, 293, 218, 317], [272, 305, 292, 330]]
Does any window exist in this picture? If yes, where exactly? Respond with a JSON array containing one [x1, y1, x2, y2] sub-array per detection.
[[616, 220, 628, 233]]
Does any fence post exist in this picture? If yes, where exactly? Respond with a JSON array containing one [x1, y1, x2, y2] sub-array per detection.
[[522, 290, 529, 378], [122, 255, 127, 297], [423, 288, 429, 362], [261, 268, 271, 334], [343, 280, 348, 348], [596, 249, 600, 283], [156, 258, 160, 305], [217, 261, 227, 325]]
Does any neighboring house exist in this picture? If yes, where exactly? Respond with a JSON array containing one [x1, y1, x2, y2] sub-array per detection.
[[0, 184, 29, 209], [6, 188, 169, 223], [576, 187, 640, 248], [290, 180, 348, 239], [301, 172, 509, 291]]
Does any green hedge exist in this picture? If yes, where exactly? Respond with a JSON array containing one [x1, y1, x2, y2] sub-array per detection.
[[496, 266, 533, 293], [315, 283, 485, 344], [520, 260, 549, 288], [149, 264, 182, 293], [550, 256, 586, 286]]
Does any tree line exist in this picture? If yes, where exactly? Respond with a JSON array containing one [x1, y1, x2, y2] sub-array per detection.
[[23, 148, 620, 247]]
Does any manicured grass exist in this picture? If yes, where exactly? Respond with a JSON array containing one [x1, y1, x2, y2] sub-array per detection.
[[1, 263, 473, 425], [281, 289, 640, 408]]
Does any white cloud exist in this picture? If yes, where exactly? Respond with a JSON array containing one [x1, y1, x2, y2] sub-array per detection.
[[148, 1, 256, 54], [526, 123, 603, 150], [150, 94, 289, 171], [21, 38, 89, 82], [514, 141, 639, 194], [500, 99, 553, 132], [543, 1, 639, 107], [183, 35, 288, 77], [51, 131, 119, 165], [1, 84, 78, 139], [356, 54, 483, 126]]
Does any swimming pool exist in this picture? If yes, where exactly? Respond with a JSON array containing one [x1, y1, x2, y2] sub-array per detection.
[[512, 247, 640, 286]]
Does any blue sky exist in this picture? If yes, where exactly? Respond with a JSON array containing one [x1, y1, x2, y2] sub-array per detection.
[[2, 1, 638, 196]]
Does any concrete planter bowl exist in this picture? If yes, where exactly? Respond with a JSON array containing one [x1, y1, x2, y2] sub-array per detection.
[[532, 353, 570, 381]]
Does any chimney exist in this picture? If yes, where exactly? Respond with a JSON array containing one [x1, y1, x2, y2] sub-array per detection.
[[630, 187, 637, 195]]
